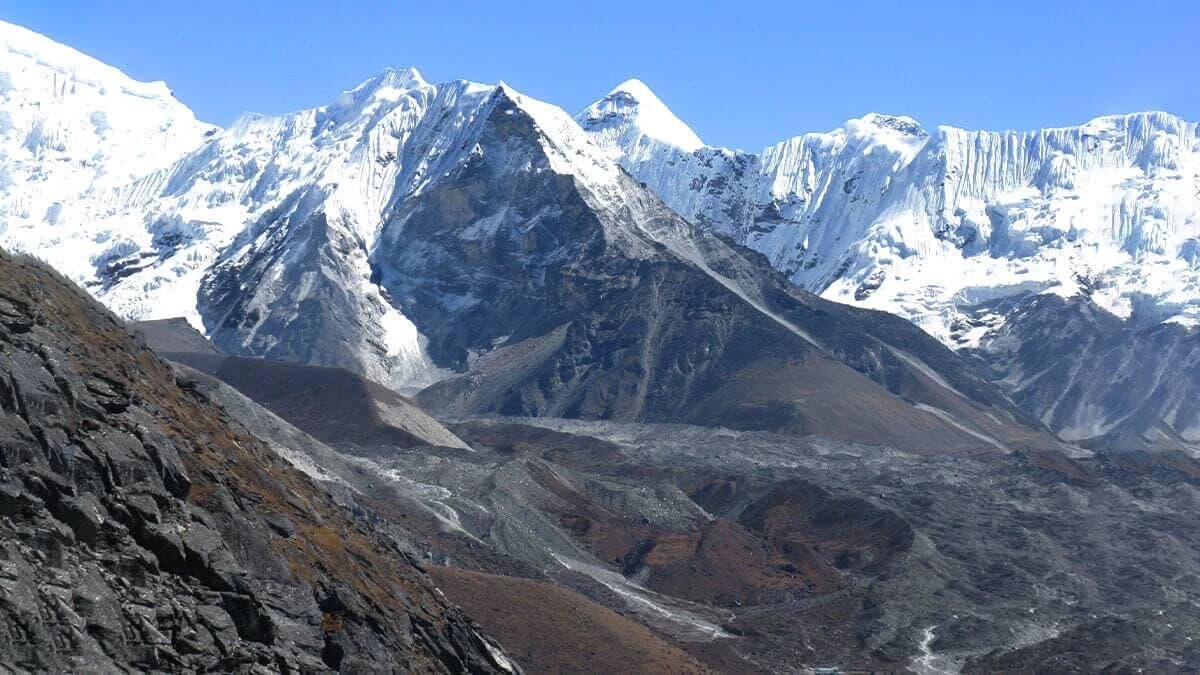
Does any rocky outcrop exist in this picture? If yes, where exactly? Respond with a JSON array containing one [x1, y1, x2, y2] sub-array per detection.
[[966, 293, 1200, 449], [0, 249, 512, 672]]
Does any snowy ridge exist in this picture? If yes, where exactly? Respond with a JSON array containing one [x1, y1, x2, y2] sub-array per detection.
[[0, 23, 724, 390], [579, 82, 1200, 345], [0, 20, 215, 281]]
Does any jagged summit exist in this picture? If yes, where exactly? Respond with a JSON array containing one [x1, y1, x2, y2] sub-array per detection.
[[333, 65, 431, 102]]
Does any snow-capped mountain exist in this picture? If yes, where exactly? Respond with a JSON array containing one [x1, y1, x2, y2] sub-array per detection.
[[150, 67, 503, 389], [3, 20, 1197, 448], [579, 82, 1200, 345], [0, 21, 215, 280], [0, 20, 683, 393], [0, 21, 1067, 451]]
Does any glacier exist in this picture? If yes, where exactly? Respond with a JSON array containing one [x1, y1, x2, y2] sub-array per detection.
[[578, 82, 1200, 345], [0, 20, 215, 283]]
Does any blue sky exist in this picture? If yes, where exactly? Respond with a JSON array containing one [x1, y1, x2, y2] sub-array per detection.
[[5, 0, 1197, 150]]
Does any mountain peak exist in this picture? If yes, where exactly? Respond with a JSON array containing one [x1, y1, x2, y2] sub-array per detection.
[[323, 66, 436, 124], [341, 65, 430, 101], [376, 65, 428, 87], [606, 77, 656, 100], [578, 77, 703, 152], [855, 113, 927, 137]]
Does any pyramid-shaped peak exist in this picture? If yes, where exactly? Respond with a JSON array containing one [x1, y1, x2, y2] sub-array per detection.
[[580, 77, 703, 151], [607, 78, 660, 101]]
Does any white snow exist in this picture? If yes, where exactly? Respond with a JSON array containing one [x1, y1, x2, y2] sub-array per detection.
[[6, 17, 1200, 389], [0, 20, 215, 285], [580, 80, 1200, 348], [577, 78, 703, 158]]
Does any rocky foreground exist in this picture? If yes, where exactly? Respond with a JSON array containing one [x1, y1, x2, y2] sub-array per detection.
[[0, 249, 513, 672]]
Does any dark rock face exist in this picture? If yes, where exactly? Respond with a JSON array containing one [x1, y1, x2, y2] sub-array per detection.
[[199, 206, 394, 380], [364, 92, 1055, 454], [966, 293, 1200, 450], [0, 250, 512, 672]]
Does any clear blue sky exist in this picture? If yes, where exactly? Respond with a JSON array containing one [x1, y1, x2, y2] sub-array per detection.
[[5, 0, 1197, 150]]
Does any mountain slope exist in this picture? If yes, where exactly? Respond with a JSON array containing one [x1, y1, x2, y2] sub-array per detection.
[[965, 293, 1200, 449], [579, 81, 1200, 448], [579, 82, 1200, 345], [0, 248, 512, 671], [134, 317, 469, 451], [0, 21, 215, 281]]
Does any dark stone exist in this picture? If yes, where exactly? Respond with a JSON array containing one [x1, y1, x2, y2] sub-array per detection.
[[57, 494, 105, 545], [265, 512, 295, 538], [84, 377, 132, 414], [321, 636, 346, 670], [0, 482, 27, 516], [135, 428, 192, 498], [124, 494, 161, 525], [220, 593, 276, 645], [141, 523, 187, 569]]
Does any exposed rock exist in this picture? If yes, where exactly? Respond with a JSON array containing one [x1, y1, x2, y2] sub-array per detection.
[[967, 292, 1200, 451], [0, 249, 514, 672]]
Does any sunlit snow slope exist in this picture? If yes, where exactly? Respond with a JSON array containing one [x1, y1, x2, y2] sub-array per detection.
[[580, 82, 1200, 345], [0, 21, 215, 282]]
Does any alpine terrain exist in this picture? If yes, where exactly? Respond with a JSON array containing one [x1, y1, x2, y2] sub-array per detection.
[[579, 79, 1200, 449], [1, 17, 1199, 674]]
